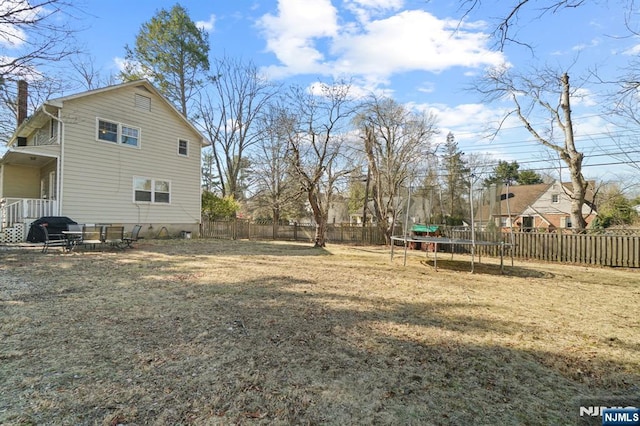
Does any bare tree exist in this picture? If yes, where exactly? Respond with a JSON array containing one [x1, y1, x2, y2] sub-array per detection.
[[196, 56, 278, 200], [250, 101, 303, 236], [0, 73, 74, 142], [69, 54, 118, 91], [479, 66, 590, 231], [355, 96, 438, 243], [601, 62, 640, 179], [0, 0, 81, 80], [282, 81, 356, 247], [459, 0, 595, 49]]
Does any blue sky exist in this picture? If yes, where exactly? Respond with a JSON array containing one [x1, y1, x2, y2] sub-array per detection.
[[5, 0, 640, 186]]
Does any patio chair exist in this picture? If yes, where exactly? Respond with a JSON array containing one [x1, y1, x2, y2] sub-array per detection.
[[65, 223, 84, 250], [103, 226, 125, 248], [80, 225, 103, 249], [40, 225, 69, 253], [123, 225, 143, 248]]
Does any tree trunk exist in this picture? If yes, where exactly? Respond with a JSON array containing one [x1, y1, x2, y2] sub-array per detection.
[[272, 207, 280, 240], [308, 190, 327, 247], [560, 73, 588, 232], [383, 227, 393, 246], [314, 221, 327, 247]]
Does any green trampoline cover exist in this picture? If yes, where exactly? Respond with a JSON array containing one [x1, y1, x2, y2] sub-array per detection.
[[411, 224, 440, 233]]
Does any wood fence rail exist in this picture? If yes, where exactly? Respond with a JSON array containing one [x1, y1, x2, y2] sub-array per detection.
[[200, 220, 640, 268]]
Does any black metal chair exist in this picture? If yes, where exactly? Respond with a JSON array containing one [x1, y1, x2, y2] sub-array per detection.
[[40, 225, 69, 253], [80, 225, 103, 249], [65, 223, 84, 250], [103, 226, 125, 248], [123, 225, 143, 248]]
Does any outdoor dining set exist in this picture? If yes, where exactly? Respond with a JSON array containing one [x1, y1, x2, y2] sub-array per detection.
[[40, 223, 142, 253]]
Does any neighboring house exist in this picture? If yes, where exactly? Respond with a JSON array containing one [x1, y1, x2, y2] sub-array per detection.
[[348, 195, 437, 226], [0, 79, 207, 243], [474, 180, 597, 231]]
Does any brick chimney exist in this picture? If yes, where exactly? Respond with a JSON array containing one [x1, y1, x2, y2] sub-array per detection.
[[17, 80, 28, 126]]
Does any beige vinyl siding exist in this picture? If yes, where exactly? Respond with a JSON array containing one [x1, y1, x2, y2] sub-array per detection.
[[59, 85, 202, 225], [1, 164, 41, 198], [531, 187, 593, 215], [40, 161, 57, 199]]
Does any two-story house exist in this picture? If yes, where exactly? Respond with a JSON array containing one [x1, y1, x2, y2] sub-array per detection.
[[0, 79, 207, 243], [475, 180, 597, 231]]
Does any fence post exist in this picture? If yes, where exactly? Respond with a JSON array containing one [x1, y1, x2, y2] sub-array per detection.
[[294, 222, 298, 241]]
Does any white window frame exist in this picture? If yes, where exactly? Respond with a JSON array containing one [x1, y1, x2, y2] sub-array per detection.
[[551, 194, 560, 203], [133, 177, 171, 204], [97, 118, 141, 148], [178, 139, 189, 157]]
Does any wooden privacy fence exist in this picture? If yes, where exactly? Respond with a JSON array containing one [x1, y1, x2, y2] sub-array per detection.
[[200, 220, 387, 245], [450, 229, 640, 268], [201, 220, 640, 268]]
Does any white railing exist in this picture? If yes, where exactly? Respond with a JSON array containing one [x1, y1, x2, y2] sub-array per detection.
[[1, 198, 59, 229]]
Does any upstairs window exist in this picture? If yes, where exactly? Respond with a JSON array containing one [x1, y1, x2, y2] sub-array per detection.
[[98, 120, 118, 142], [97, 119, 140, 148], [134, 177, 170, 204], [121, 126, 139, 147], [551, 194, 560, 203], [178, 139, 189, 156]]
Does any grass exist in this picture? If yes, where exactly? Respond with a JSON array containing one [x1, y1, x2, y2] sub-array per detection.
[[0, 239, 639, 425]]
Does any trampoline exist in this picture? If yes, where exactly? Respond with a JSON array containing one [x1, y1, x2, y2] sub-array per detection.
[[390, 175, 513, 273], [390, 235, 511, 272]]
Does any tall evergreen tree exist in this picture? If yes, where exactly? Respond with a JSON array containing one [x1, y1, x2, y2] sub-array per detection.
[[441, 132, 469, 223], [517, 169, 544, 185], [121, 3, 210, 116], [483, 160, 543, 187]]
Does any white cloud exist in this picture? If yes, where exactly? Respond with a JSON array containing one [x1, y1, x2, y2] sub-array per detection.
[[419, 102, 507, 131], [113, 57, 152, 80], [408, 101, 520, 148], [344, 0, 404, 23], [332, 11, 504, 77], [572, 38, 600, 52], [622, 43, 640, 56], [196, 14, 216, 32], [258, 0, 338, 77], [572, 87, 597, 107], [349, 0, 404, 9], [258, 3, 505, 84], [114, 57, 128, 72]]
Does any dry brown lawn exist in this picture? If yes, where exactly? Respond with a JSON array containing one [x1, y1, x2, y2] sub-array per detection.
[[0, 239, 639, 425]]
